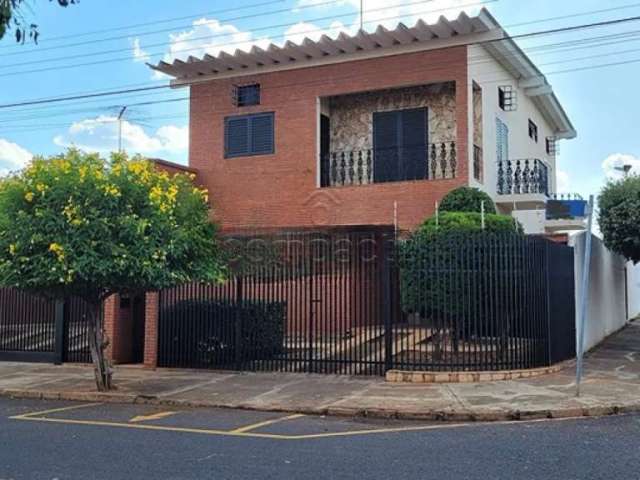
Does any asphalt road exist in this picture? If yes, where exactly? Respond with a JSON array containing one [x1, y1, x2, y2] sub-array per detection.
[[1, 397, 639, 480]]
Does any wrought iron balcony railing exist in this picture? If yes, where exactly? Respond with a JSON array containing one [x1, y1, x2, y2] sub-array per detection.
[[320, 142, 457, 188], [497, 158, 549, 196]]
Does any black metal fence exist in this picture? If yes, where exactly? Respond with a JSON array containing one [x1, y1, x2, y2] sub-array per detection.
[[0, 290, 91, 363], [157, 229, 576, 375]]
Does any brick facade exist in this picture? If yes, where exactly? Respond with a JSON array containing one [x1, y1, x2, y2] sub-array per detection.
[[143, 291, 159, 368], [189, 46, 470, 232]]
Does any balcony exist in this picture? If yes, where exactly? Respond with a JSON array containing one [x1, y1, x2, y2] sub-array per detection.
[[545, 193, 587, 232], [496, 159, 550, 209], [320, 143, 457, 188]]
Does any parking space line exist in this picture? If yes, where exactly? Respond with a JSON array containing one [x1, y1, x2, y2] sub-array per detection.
[[130, 411, 179, 423], [9, 406, 598, 441], [230, 414, 305, 433], [10, 403, 101, 420]]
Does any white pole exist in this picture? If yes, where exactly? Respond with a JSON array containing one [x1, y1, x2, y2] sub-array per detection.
[[481, 200, 486, 230], [117, 106, 127, 153], [576, 194, 594, 397], [360, 0, 364, 30], [435, 201, 439, 229], [393, 201, 398, 235]]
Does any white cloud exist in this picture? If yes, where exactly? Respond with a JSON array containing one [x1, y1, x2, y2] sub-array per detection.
[[0, 138, 32, 175], [161, 18, 272, 64], [53, 116, 188, 155], [602, 153, 640, 180], [131, 38, 150, 63]]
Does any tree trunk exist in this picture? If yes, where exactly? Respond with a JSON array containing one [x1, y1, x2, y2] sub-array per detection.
[[86, 302, 112, 391]]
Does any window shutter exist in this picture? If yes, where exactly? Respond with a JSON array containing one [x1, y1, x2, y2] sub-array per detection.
[[250, 113, 274, 155], [400, 108, 427, 181], [373, 111, 400, 183], [225, 117, 249, 157]]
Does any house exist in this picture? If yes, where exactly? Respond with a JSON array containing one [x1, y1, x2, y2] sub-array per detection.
[[151, 8, 585, 234]]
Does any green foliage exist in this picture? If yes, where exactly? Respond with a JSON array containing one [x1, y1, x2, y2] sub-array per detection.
[[0, 149, 225, 304], [398, 232, 530, 347], [439, 186, 497, 214], [0, 0, 76, 44], [418, 211, 523, 237], [598, 175, 640, 263], [161, 299, 286, 367]]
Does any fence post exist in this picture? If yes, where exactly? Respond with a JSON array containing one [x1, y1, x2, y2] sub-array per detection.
[[544, 241, 553, 366], [235, 275, 243, 370], [54, 299, 65, 365], [382, 233, 394, 372]]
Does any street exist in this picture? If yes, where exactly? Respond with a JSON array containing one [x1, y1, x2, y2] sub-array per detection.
[[1, 398, 639, 480]]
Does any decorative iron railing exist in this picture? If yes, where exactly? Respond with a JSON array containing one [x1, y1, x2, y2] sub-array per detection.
[[497, 158, 549, 196], [320, 142, 457, 188]]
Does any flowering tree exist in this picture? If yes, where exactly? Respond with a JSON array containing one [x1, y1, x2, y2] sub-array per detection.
[[0, 150, 225, 390]]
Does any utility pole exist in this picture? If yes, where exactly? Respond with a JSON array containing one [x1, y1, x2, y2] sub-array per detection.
[[576, 194, 594, 397], [117, 106, 127, 153], [360, 0, 364, 30]]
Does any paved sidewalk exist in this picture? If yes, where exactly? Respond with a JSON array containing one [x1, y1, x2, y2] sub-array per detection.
[[1, 322, 639, 422]]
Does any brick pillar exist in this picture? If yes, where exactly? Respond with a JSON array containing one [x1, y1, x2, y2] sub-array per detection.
[[144, 291, 159, 368], [103, 294, 119, 362]]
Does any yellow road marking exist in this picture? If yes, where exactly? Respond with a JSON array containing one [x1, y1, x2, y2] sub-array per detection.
[[230, 414, 305, 433], [10, 403, 101, 420], [8, 411, 596, 441], [130, 411, 179, 423]]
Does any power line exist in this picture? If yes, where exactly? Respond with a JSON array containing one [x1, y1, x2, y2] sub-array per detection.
[[1, 1, 635, 111], [0, 0, 288, 48], [4, 10, 640, 113], [0, 0, 449, 68], [0, 1, 497, 78], [10, 22, 640, 119], [0, 0, 366, 58]]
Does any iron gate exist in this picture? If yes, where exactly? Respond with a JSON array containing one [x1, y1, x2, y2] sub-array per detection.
[[0, 290, 91, 363], [157, 229, 577, 375]]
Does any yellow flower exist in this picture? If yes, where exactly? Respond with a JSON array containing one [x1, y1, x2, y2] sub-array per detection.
[[102, 184, 121, 197], [35, 183, 47, 193], [48, 243, 65, 262], [8, 244, 16, 255], [149, 185, 163, 204], [24, 192, 34, 202]]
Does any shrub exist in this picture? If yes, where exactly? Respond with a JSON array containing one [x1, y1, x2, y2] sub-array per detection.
[[598, 175, 640, 263], [417, 211, 523, 237], [439, 186, 496, 214], [159, 299, 286, 368]]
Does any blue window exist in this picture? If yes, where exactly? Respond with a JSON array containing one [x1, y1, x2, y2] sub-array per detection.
[[496, 118, 509, 162], [234, 84, 261, 107], [224, 112, 274, 158]]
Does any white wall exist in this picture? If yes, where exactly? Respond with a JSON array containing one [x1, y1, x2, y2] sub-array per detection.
[[627, 261, 640, 320], [511, 209, 545, 234], [570, 232, 628, 351], [467, 45, 558, 197]]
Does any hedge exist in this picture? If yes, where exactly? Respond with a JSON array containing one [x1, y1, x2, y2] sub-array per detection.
[[158, 299, 286, 368], [439, 186, 497, 214]]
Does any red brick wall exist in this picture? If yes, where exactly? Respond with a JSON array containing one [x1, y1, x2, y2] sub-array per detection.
[[189, 47, 470, 232], [103, 295, 118, 362], [143, 291, 159, 368]]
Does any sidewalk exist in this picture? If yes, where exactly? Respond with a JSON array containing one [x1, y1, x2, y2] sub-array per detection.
[[1, 322, 639, 422]]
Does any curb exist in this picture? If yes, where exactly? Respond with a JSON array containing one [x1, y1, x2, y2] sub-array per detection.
[[385, 364, 563, 384], [2, 388, 640, 423]]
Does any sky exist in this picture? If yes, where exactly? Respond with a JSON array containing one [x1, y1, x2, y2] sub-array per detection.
[[1, 0, 640, 206]]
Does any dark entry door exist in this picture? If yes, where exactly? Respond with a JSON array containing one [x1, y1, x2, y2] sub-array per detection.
[[373, 108, 427, 183]]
